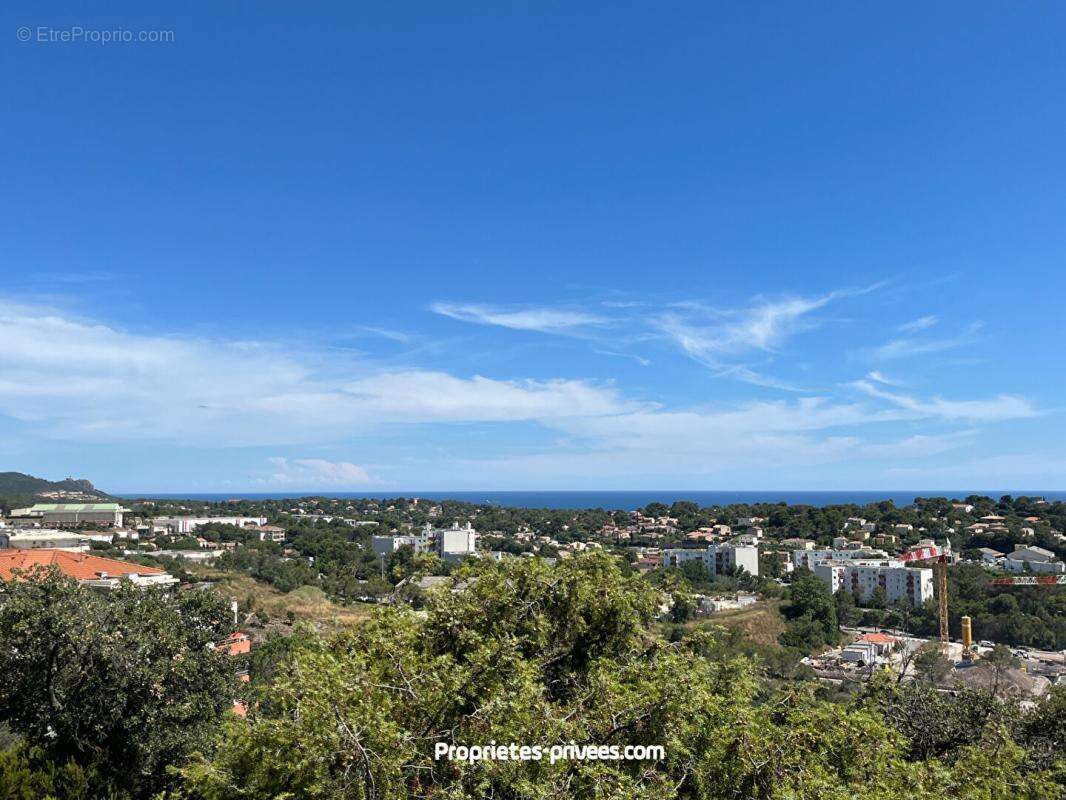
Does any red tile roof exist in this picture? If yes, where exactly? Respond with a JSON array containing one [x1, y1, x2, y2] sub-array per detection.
[[0, 549, 165, 582], [856, 632, 899, 645], [215, 632, 252, 656]]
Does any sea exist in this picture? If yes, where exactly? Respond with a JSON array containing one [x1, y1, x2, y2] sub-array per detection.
[[116, 490, 1066, 511]]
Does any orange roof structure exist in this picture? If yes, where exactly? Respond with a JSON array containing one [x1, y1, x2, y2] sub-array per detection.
[[215, 631, 252, 656], [0, 549, 166, 582], [856, 632, 899, 646]]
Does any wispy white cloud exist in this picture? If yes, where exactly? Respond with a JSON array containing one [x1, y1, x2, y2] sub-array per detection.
[[0, 300, 628, 445], [430, 302, 606, 333], [265, 457, 376, 486], [865, 370, 904, 387], [0, 297, 1041, 488], [849, 379, 1036, 422], [897, 315, 938, 333], [355, 326, 414, 343], [655, 285, 883, 389], [595, 350, 651, 366], [872, 322, 982, 360]]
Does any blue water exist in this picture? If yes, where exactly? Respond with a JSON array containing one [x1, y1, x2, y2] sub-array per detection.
[[118, 490, 1066, 511]]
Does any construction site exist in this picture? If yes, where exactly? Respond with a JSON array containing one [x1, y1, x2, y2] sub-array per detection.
[[805, 544, 1066, 697]]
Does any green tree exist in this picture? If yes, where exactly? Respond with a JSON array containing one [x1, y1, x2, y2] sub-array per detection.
[[912, 643, 952, 685], [179, 554, 1066, 800], [0, 568, 237, 798], [779, 569, 839, 652]]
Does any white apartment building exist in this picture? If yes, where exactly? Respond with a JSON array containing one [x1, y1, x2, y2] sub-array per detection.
[[371, 522, 479, 561], [813, 561, 934, 606], [153, 515, 268, 534], [437, 522, 478, 561], [661, 543, 759, 578], [792, 547, 891, 570], [371, 531, 432, 557]]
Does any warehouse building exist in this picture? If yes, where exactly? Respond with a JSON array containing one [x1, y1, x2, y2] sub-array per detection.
[[9, 502, 128, 527]]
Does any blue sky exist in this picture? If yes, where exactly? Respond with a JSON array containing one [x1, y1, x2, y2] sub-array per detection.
[[2, 2, 1065, 492]]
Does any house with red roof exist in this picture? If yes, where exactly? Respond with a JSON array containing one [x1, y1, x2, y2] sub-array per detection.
[[0, 549, 178, 589]]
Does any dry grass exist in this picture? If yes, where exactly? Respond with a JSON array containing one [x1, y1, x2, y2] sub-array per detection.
[[695, 599, 787, 647], [188, 568, 375, 632]]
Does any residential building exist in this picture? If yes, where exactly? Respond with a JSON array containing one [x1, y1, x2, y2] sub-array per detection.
[[661, 543, 759, 577], [813, 561, 934, 606], [854, 632, 900, 657], [0, 549, 178, 589], [437, 522, 478, 561], [214, 632, 251, 717], [792, 547, 891, 570], [250, 525, 286, 542], [371, 533, 429, 556], [149, 549, 222, 562], [841, 641, 880, 665], [152, 515, 268, 534]]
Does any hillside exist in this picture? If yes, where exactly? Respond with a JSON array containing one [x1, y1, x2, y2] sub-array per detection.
[[0, 471, 109, 501]]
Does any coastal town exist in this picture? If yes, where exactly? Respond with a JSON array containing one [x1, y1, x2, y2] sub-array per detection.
[[6, 4, 1066, 796], [2, 479, 1063, 700]]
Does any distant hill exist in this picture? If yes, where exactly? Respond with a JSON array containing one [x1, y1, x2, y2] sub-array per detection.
[[0, 471, 110, 501]]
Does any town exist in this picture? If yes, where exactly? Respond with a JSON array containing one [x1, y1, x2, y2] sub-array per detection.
[[3, 486, 1063, 687], [2, 480, 1064, 798], [6, 4, 1066, 796]]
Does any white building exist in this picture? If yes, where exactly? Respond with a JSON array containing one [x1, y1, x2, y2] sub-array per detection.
[[841, 641, 880, 665], [372, 533, 429, 557], [813, 561, 934, 606], [9, 503, 128, 527], [793, 547, 891, 570], [250, 525, 286, 542], [153, 515, 268, 534], [661, 543, 759, 578], [0, 529, 93, 552], [372, 522, 479, 561], [1004, 546, 1065, 574], [437, 522, 478, 561]]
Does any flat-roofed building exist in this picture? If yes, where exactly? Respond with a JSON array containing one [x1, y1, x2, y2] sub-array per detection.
[[9, 502, 128, 527], [152, 515, 267, 534], [661, 543, 759, 578], [0, 529, 92, 552], [813, 561, 934, 606]]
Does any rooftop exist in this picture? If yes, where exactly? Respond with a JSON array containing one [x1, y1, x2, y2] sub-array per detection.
[[26, 503, 124, 512], [0, 549, 165, 582]]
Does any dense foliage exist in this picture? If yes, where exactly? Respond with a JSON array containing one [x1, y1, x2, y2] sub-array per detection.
[[0, 569, 238, 799], [180, 554, 1063, 800]]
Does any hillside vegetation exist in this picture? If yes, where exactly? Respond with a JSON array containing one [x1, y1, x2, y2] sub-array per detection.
[[0, 471, 109, 504]]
